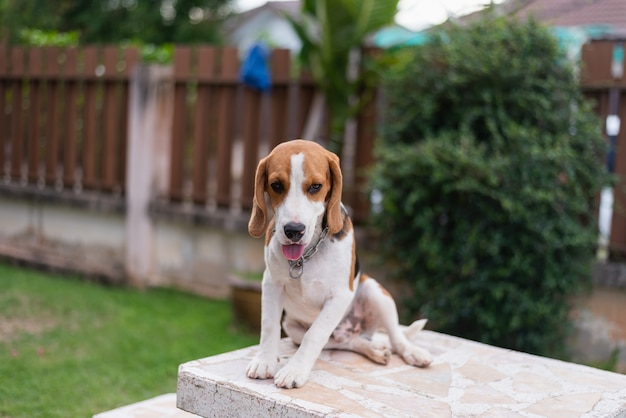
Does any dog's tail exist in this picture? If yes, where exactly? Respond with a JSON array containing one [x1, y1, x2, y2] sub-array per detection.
[[403, 319, 428, 340]]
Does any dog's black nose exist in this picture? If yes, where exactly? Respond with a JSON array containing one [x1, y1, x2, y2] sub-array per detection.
[[284, 222, 305, 241]]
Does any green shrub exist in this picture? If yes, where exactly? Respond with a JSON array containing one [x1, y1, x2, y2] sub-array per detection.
[[18, 28, 79, 46], [371, 16, 608, 357]]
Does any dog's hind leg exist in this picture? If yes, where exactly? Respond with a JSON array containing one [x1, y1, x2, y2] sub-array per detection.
[[284, 316, 392, 364], [360, 277, 433, 367], [326, 335, 392, 364]]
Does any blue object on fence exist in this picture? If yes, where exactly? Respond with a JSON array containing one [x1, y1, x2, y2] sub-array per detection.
[[240, 43, 271, 92]]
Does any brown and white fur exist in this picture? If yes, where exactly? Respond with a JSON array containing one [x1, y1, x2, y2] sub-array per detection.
[[246, 139, 432, 389]]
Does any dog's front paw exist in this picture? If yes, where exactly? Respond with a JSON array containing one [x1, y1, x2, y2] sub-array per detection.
[[400, 345, 433, 368], [247, 355, 279, 380], [274, 362, 310, 389]]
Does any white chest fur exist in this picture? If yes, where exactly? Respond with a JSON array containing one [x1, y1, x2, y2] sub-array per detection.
[[265, 228, 355, 325]]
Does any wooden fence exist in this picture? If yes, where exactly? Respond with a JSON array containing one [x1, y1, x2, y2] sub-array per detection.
[[0, 45, 376, 223], [167, 46, 317, 210], [0, 46, 139, 194], [4, 41, 621, 251]]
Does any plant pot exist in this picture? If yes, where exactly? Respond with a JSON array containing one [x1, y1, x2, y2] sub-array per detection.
[[229, 275, 262, 333]]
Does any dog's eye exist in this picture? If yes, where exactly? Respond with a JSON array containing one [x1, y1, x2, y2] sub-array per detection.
[[308, 184, 322, 194], [270, 182, 284, 193]]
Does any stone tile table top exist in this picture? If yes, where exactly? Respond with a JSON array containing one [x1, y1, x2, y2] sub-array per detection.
[[177, 331, 626, 418]]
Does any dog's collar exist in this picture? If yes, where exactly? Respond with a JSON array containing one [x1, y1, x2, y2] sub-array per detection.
[[288, 226, 330, 279]]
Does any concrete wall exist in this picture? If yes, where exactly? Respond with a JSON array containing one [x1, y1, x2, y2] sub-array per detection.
[[151, 215, 264, 297], [0, 194, 126, 281], [0, 194, 264, 297], [572, 286, 626, 373], [571, 263, 626, 372]]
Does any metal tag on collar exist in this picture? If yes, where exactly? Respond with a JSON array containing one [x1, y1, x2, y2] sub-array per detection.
[[286, 226, 329, 279], [288, 258, 304, 279]]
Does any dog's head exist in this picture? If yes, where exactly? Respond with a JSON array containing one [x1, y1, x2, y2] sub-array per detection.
[[248, 140, 343, 260]]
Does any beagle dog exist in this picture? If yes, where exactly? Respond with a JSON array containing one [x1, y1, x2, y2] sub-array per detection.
[[246, 139, 432, 389]]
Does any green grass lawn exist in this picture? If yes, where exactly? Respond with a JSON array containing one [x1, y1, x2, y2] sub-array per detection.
[[0, 262, 258, 418]]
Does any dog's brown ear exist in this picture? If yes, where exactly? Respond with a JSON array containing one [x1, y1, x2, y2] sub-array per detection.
[[326, 151, 344, 235], [248, 157, 268, 238]]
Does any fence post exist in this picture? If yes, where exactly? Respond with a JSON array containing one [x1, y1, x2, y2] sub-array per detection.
[[125, 64, 173, 286]]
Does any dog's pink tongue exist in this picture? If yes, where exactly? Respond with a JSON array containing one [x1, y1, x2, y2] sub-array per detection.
[[282, 244, 305, 260]]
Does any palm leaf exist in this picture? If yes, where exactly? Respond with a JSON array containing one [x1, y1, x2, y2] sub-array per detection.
[[285, 0, 399, 150]]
